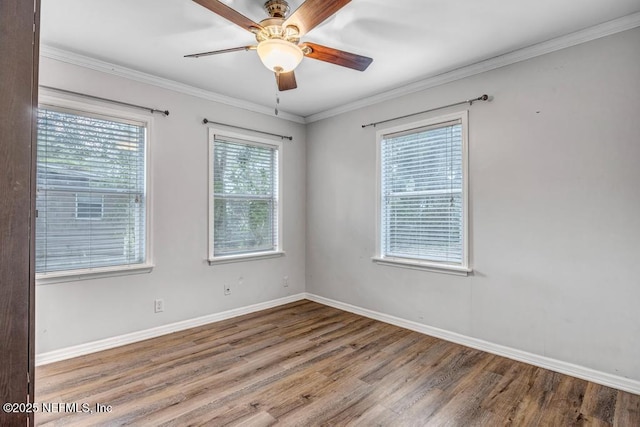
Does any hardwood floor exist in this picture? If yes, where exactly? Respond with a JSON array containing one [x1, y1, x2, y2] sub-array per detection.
[[35, 300, 640, 426]]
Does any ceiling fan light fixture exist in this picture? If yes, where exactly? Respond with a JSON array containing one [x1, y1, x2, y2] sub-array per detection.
[[257, 39, 303, 73]]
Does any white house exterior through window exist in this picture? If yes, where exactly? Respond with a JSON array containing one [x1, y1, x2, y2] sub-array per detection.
[[35, 104, 150, 280]]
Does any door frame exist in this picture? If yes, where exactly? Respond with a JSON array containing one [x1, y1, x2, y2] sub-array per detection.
[[0, 1, 40, 425]]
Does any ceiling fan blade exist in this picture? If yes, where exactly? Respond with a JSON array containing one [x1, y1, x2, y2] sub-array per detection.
[[184, 46, 255, 58], [301, 42, 372, 71], [192, 0, 262, 33], [276, 71, 297, 91], [283, 0, 351, 37]]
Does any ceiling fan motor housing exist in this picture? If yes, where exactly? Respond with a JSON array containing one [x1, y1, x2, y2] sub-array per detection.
[[256, 0, 301, 45], [255, 18, 300, 44], [264, 0, 290, 18]]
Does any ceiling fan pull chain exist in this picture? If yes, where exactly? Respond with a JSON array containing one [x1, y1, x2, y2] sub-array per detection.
[[274, 88, 280, 116]]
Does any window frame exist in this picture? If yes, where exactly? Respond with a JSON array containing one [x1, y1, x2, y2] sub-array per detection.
[[207, 128, 284, 264], [36, 93, 154, 285], [373, 111, 471, 276]]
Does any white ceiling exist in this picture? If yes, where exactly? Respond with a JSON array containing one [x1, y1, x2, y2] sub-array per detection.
[[41, 0, 640, 118]]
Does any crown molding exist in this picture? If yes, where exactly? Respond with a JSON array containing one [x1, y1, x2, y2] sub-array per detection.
[[40, 12, 640, 125], [304, 11, 640, 123], [39, 45, 306, 124]]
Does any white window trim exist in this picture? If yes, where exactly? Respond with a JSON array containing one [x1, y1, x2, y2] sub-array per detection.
[[207, 128, 284, 264], [36, 265, 154, 286], [373, 110, 471, 276], [35, 92, 154, 285]]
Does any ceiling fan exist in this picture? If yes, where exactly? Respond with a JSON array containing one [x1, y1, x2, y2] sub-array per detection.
[[185, 0, 373, 91]]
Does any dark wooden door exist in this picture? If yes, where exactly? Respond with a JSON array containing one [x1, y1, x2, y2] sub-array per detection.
[[0, 1, 40, 425]]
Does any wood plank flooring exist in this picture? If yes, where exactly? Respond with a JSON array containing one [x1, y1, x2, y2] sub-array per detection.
[[35, 300, 640, 426]]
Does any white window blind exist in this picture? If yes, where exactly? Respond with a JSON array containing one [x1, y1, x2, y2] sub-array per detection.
[[211, 136, 278, 257], [381, 118, 465, 266], [36, 107, 147, 274]]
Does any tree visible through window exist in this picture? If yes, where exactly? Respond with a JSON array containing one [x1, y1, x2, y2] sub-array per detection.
[[210, 134, 280, 258], [36, 107, 147, 274]]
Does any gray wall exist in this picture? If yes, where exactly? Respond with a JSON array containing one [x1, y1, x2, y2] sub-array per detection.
[[306, 28, 640, 381], [37, 27, 640, 383], [36, 57, 307, 353]]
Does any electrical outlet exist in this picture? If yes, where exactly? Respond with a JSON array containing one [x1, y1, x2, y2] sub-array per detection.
[[224, 283, 231, 295], [154, 299, 164, 313], [283, 276, 289, 287]]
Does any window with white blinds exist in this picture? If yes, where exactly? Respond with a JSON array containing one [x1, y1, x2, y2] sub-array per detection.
[[36, 106, 148, 275], [378, 112, 468, 271], [209, 132, 281, 260]]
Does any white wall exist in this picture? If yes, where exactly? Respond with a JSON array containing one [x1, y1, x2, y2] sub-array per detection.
[[306, 28, 640, 381], [36, 57, 306, 353]]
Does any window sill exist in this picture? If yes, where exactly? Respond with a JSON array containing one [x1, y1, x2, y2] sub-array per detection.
[[36, 264, 154, 285], [372, 256, 471, 276], [208, 251, 285, 265]]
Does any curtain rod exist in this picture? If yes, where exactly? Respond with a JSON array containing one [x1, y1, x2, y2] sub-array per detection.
[[39, 85, 170, 116], [361, 94, 489, 128], [202, 118, 293, 141]]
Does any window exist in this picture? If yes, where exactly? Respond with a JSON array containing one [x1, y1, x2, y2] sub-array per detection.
[[36, 104, 150, 279], [374, 111, 469, 274], [208, 130, 282, 263], [76, 194, 104, 220]]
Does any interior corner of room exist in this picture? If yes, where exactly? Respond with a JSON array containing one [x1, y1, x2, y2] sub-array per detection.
[[2, 0, 640, 425]]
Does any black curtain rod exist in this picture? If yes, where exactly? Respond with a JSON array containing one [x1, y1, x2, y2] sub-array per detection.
[[361, 94, 490, 128], [39, 85, 170, 116], [202, 118, 293, 141]]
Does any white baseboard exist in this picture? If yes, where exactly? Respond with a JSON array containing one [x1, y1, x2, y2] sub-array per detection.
[[36, 291, 640, 396], [305, 293, 640, 396], [36, 293, 306, 366]]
